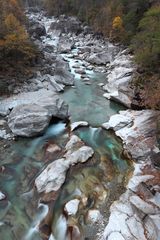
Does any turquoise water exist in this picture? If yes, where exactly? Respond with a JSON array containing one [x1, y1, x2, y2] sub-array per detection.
[[0, 50, 129, 240], [49, 127, 130, 240], [61, 55, 125, 126], [46, 54, 129, 239], [0, 123, 68, 240]]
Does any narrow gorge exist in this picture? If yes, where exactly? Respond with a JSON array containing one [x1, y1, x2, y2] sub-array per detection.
[[0, 4, 159, 240]]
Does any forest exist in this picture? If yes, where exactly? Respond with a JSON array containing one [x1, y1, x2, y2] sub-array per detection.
[[0, 0, 36, 64]]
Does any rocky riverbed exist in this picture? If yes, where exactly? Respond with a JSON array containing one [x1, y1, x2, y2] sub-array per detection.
[[0, 8, 159, 240]]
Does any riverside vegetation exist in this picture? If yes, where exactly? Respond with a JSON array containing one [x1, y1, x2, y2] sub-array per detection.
[[0, 0, 39, 64], [0, 0, 38, 94]]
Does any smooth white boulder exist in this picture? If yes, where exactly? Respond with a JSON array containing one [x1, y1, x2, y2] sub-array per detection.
[[65, 146, 94, 165], [87, 209, 102, 223], [65, 135, 82, 151], [71, 121, 89, 131], [35, 137, 94, 193], [102, 114, 133, 131], [0, 192, 6, 201], [0, 89, 69, 119], [65, 199, 80, 216], [35, 158, 69, 193]]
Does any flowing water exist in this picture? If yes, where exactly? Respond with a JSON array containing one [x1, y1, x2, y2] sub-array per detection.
[[49, 127, 131, 240], [0, 12, 132, 240], [61, 53, 125, 126], [0, 122, 68, 239]]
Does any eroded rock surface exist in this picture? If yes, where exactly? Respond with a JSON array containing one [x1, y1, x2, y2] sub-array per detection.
[[0, 89, 69, 119], [103, 110, 159, 161], [35, 135, 94, 193], [0, 89, 69, 136], [8, 104, 51, 137], [50, 15, 83, 34], [87, 52, 111, 65], [103, 50, 135, 108], [102, 110, 160, 240], [103, 162, 160, 240], [71, 121, 89, 131]]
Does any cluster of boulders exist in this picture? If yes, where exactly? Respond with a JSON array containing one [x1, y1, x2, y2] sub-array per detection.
[[102, 50, 135, 108], [43, 12, 135, 108], [102, 110, 160, 240], [35, 135, 94, 193], [34, 134, 105, 239], [24, 10, 137, 110], [49, 15, 83, 35], [0, 89, 68, 137]]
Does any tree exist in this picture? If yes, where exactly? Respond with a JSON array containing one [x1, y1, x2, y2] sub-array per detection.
[[3, 14, 29, 56], [132, 6, 160, 70], [110, 16, 125, 41], [0, 0, 35, 62], [112, 16, 123, 29]]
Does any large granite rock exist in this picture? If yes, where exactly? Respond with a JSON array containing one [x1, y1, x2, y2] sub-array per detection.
[[35, 158, 69, 193], [102, 110, 159, 161], [0, 89, 69, 119], [29, 21, 46, 39], [71, 121, 89, 131], [35, 135, 94, 193], [103, 161, 160, 240], [53, 67, 74, 86], [50, 16, 82, 34], [8, 104, 51, 137], [87, 52, 111, 65], [58, 37, 74, 53], [103, 50, 135, 108], [53, 55, 70, 71], [49, 56, 74, 86], [102, 110, 160, 240], [47, 75, 65, 92]]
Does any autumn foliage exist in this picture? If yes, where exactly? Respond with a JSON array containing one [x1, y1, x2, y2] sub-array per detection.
[[110, 16, 124, 41], [0, 0, 35, 61]]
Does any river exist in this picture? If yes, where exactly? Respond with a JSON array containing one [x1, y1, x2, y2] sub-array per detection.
[[0, 11, 132, 240]]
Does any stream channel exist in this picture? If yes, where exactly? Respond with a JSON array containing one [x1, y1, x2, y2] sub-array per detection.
[[0, 12, 132, 240]]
